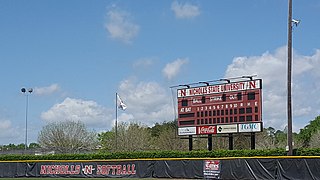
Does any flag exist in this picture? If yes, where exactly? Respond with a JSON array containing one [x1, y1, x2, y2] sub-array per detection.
[[117, 94, 127, 110]]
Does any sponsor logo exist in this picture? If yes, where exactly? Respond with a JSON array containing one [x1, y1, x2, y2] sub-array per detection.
[[238, 123, 261, 132], [197, 126, 217, 135], [178, 127, 196, 135], [203, 160, 221, 179], [204, 160, 220, 171], [216, 124, 238, 134]]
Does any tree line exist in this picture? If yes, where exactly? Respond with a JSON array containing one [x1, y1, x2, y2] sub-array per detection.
[[2, 116, 320, 154]]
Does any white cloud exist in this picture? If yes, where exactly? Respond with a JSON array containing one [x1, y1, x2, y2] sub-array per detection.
[[41, 98, 113, 129], [0, 119, 11, 131], [133, 58, 154, 69], [40, 78, 175, 132], [0, 119, 18, 142], [163, 58, 188, 80], [225, 47, 320, 131], [171, 1, 200, 19], [117, 79, 174, 126], [105, 7, 140, 44], [34, 84, 60, 96]]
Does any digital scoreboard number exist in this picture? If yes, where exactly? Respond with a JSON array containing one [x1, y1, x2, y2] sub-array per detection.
[[177, 79, 262, 128]]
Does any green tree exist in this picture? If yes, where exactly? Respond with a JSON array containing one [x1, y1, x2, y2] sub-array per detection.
[[256, 127, 276, 149], [212, 135, 229, 150], [148, 120, 189, 151], [119, 122, 151, 151], [234, 133, 250, 150], [274, 129, 287, 148], [29, 142, 41, 149], [99, 122, 151, 152], [152, 125, 188, 150], [309, 130, 320, 148], [193, 136, 207, 150], [98, 131, 115, 151], [2, 143, 16, 150], [16, 143, 25, 149], [38, 121, 98, 154], [298, 116, 320, 147], [149, 121, 177, 137]]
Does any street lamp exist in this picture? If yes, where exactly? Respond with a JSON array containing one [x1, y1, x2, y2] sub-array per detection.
[[21, 87, 33, 152]]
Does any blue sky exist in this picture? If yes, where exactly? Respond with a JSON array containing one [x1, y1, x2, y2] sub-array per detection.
[[0, 0, 320, 145]]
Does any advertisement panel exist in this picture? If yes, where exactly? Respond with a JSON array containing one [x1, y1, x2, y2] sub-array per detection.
[[203, 160, 221, 179], [238, 122, 262, 133], [178, 127, 196, 135], [216, 124, 238, 134], [197, 126, 217, 135]]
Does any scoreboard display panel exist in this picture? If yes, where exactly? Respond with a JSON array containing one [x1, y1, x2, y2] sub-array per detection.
[[177, 79, 262, 130]]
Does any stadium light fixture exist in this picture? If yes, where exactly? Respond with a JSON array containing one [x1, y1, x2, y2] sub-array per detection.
[[21, 87, 33, 152], [241, 75, 257, 80], [219, 79, 231, 83], [178, 84, 191, 88], [199, 81, 210, 86]]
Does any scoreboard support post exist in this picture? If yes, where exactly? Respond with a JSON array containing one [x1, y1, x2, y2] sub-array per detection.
[[208, 134, 213, 151], [228, 133, 233, 150], [188, 135, 193, 151], [250, 132, 255, 150]]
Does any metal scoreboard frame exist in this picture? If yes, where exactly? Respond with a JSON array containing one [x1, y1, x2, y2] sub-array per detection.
[[177, 79, 262, 136]]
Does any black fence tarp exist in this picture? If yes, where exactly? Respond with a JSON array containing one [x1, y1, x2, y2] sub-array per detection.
[[220, 158, 320, 180], [1, 157, 320, 179]]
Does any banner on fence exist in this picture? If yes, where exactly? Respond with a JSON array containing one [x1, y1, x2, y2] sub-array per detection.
[[1, 158, 320, 179]]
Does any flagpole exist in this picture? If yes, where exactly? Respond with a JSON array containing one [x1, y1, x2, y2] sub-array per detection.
[[115, 92, 118, 151]]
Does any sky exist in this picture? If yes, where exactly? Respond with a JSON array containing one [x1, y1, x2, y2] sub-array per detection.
[[0, 0, 320, 145]]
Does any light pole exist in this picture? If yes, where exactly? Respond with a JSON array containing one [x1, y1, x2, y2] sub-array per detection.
[[287, 0, 300, 156], [21, 87, 33, 152]]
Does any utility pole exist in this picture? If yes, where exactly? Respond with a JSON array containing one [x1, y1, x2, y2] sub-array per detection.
[[287, 0, 293, 156]]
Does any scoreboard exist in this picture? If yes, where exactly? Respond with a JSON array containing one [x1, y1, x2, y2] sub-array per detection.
[[177, 79, 262, 135]]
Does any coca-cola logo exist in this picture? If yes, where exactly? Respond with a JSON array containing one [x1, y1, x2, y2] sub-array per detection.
[[197, 126, 216, 134]]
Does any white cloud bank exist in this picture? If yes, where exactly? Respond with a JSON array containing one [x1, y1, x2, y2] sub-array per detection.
[[40, 79, 176, 132], [40, 57, 187, 130], [105, 7, 140, 44], [225, 47, 320, 131], [171, 1, 200, 19], [41, 98, 113, 130], [163, 58, 188, 80], [117, 78, 174, 126], [34, 84, 60, 96], [0, 118, 19, 143], [133, 58, 154, 69]]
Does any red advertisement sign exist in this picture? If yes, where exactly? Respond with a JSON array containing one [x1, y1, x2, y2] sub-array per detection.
[[197, 126, 217, 135], [203, 160, 221, 179]]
